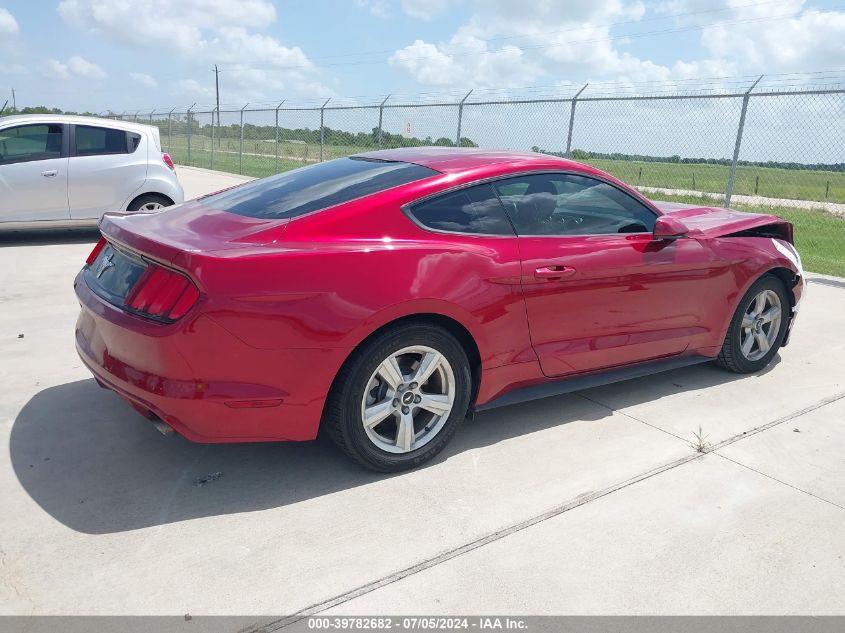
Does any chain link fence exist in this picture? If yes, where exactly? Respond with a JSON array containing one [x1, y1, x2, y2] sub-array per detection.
[[108, 84, 845, 211]]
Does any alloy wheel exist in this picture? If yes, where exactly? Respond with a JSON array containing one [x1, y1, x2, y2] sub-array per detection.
[[360, 345, 455, 454], [740, 289, 782, 361]]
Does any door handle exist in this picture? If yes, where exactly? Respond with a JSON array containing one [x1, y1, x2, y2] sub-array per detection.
[[534, 265, 577, 280], [41, 170, 58, 177]]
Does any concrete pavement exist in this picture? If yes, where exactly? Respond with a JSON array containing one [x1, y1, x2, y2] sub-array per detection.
[[0, 168, 843, 618], [175, 165, 253, 200]]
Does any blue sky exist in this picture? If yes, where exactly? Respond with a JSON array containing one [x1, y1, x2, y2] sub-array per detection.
[[1, 0, 845, 113]]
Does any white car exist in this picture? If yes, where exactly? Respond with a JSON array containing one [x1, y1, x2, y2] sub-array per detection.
[[0, 114, 184, 227]]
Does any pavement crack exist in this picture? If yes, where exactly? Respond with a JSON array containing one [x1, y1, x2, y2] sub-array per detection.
[[713, 452, 845, 512], [245, 389, 845, 632], [576, 392, 688, 443]]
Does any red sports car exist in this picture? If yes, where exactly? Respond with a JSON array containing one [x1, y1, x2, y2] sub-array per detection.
[[75, 148, 804, 471]]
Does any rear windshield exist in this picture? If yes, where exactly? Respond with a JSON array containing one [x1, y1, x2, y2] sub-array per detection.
[[202, 157, 439, 219]]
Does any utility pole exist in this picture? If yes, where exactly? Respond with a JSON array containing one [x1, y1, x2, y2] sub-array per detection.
[[11, 88, 16, 112], [213, 65, 220, 147]]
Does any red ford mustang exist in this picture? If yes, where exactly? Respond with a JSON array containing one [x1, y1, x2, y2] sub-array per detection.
[[75, 148, 804, 471]]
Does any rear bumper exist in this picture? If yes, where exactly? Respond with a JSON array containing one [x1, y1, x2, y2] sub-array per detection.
[[74, 270, 348, 442]]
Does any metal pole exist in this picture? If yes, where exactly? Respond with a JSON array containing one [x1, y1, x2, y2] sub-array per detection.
[[214, 64, 220, 148], [134, 109, 141, 123], [319, 98, 331, 162], [211, 108, 217, 170], [725, 75, 762, 208], [565, 83, 589, 158], [275, 100, 284, 173], [186, 103, 196, 164], [239, 103, 248, 175], [377, 94, 390, 148], [456, 90, 472, 147], [167, 107, 175, 153]]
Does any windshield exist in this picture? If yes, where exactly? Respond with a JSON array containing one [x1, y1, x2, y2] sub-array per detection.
[[201, 156, 439, 219]]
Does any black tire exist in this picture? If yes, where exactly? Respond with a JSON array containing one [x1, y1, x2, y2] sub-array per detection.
[[323, 322, 472, 472], [715, 274, 790, 373], [127, 193, 173, 211]]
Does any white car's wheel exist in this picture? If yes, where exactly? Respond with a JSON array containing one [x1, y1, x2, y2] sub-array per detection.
[[127, 194, 173, 212]]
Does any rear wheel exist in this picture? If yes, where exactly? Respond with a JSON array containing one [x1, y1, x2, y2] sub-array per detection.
[[127, 193, 173, 211], [324, 323, 471, 472], [715, 274, 790, 373]]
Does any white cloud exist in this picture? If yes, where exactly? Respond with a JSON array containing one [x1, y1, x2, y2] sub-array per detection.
[[56, 0, 330, 102], [44, 55, 107, 80], [355, 0, 390, 18], [174, 78, 212, 99], [388, 0, 845, 91], [401, 0, 452, 21], [130, 72, 158, 88], [0, 7, 18, 34], [67, 55, 107, 78]]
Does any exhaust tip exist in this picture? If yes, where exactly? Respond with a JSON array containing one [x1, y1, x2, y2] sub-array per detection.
[[151, 419, 175, 437]]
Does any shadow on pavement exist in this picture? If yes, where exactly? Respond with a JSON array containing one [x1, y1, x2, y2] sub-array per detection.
[[0, 227, 100, 247], [11, 361, 765, 535]]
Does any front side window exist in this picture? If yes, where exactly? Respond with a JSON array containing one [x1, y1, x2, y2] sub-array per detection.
[[408, 183, 515, 236], [75, 125, 130, 156], [493, 173, 657, 236], [0, 124, 63, 164], [204, 157, 439, 220]]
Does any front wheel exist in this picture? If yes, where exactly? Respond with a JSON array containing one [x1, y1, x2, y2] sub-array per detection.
[[324, 323, 472, 472], [715, 274, 790, 373]]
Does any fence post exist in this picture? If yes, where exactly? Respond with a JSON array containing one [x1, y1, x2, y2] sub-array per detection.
[[239, 103, 249, 175], [566, 83, 589, 158], [275, 100, 285, 173], [725, 75, 762, 208], [187, 102, 196, 164], [377, 94, 390, 148], [319, 98, 331, 162], [167, 107, 175, 154], [456, 90, 473, 147], [211, 108, 217, 170], [148, 112, 153, 126], [134, 109, 141, 123]]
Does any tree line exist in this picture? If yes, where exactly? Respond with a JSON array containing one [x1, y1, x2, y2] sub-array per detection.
[[531, 146, 844, 172]]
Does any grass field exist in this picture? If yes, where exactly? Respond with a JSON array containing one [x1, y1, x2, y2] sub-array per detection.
[[654, 193, 845, 277], [162, 134, 845, 204], [165, 135, 845, 277]]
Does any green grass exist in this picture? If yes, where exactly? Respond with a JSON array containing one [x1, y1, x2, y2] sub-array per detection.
[[162, 134, 845, 204], [162, 134, 845, 277], [584, 159, 845, 204], [653, 193, 845, 277]]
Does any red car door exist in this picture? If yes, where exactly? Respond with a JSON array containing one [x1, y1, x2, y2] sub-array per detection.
[[493, 173, 722, 377]]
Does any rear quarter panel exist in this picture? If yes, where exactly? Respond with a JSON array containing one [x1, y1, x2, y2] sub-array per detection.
[[185, 185, 534, 371]]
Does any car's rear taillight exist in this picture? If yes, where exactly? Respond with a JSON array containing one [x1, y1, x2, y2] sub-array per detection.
[[126, 263, 199, 321], [162, 152, 175, 171], [86, 237, 107, 265]]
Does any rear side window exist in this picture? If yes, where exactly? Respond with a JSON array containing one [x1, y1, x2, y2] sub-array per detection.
[[74, 125, 131, 156], [408, 184, 515, 235], [204, 157, 439, 219], [0, 124, 63, 164]]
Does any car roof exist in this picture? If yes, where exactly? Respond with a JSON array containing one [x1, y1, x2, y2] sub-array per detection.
[[352, 147, 585, 175], [0, 114, 154, 134]]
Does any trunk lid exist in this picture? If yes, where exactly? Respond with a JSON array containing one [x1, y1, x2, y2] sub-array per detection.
[[652, 201, 792, 242], [100, 198, 290, 264]]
